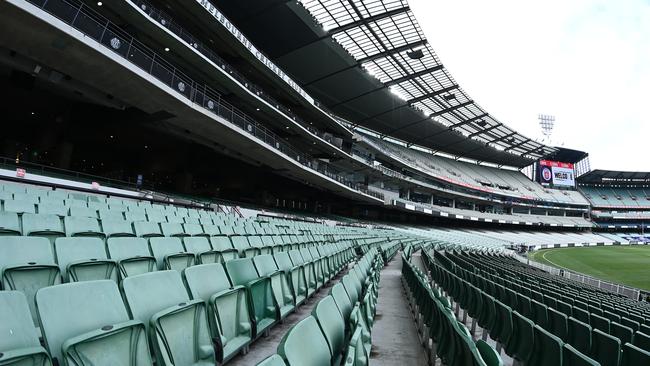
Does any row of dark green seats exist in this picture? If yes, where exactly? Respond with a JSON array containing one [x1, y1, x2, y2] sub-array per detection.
[[257, 245, 388, 366], [453, 252, 650, 326], [401, 245, 503, 366], [427, 250, 650, 366]]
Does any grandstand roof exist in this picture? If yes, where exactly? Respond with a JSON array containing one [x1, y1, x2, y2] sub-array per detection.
[[214, 0, 559, 167], [579, 169, 650, 184]]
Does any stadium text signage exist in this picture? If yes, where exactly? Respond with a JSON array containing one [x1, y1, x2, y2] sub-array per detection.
[[196, 0, 315, 105], [539, 160, 575, 187]]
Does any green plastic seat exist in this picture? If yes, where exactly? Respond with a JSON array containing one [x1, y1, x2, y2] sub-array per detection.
[[491, 300, 513, 349], [573, 307, 590, 325], [159, 222, 185, 237], [133, 221, 162, 238], [278, 316, 332, 366], [590, 328, 621, 366], [621, 343, 650, 366], [202, 224, 221, 236], [232, 235, 259, 258], [476, 339, 504, 366], [54, 237, 117, 282], [125, 212, 147, 222], [122, 270, 215, 366], [68, 206, 98, 219], [37, 281, 150, 366], [98, 209, 125, 221], [253, 254, 295, 319], [183, 237, 219, 264], [531, 299, 549, 330], [569, 317, 592, 355], [506, 311, 535, 363], [145, 210, 165, 223], [209, 236, 239, 262], [101, 219, 135, 237], [22, 213, 65, 243], [590, 313, 611, 333], [342, 274, 361, 305], [301, 248, 324, 289], [343, 325, 367, 366], [0, 236, 62, 324], [3, 200, 36, 214], [183, 263, 252, 363], [106, 237, 156, 278], [632, 331, 650, 352], [64, 216, 105, 238], [225, 258, 278, 337], [148, 237, 195, 271], [183, 223, 206, 237], [289, 250, 316, 297], [274, 252, 307, 306], [0, 211, 21, 235], [530, 324, 563, 366], [38, 202, 68, 217], [563, 344, 600, 366], [313, 296, 346, 365], [610, 322, 633, 346], [257, 354, 287, 366], [548, 307, 569, 341], [0, 291, 52, 365]]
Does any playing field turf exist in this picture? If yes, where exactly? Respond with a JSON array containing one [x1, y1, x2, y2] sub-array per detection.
[[528, 245, 650, 291]]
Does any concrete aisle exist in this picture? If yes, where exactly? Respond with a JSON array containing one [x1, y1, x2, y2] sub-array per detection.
[[370, 253, 428, 366], [228, 270, 345, 366]]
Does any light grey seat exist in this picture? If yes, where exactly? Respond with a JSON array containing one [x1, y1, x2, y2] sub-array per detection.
[[37, 281, 150, 366]]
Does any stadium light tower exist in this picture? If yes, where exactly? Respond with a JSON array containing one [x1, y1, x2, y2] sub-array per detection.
[[538, 114, 555, 144]]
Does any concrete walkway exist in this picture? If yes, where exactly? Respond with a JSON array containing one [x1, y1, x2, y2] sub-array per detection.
[[370, 253, 429, 366], [228, 270, 345, 365]]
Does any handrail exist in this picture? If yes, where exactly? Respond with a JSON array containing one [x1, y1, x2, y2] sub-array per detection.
[[26, 0, 382, 200], [131, 0, 347, 144]]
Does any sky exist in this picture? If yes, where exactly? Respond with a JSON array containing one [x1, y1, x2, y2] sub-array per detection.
[[408, 0, 650, 171]]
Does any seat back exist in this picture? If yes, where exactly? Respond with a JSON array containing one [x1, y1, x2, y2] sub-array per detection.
[[37, 280, 150, 365], [611, 321, 633, 345], [64, 216, 103, 237], [0, 211, 21, 234], [568, 316, 592, 355], [563, 344, 600, 366], [54, 237, 116, 282], [621, 343, 650, 366], [253, 254, 279, 277], [106, 237, 155, 277], [633, 331, 650, 352], [0, 291, 51, 365], [531, 324, 563, 366], [182, 263, 231, 301], [148, 237, 194, 271], [0, 236, 61, 324], [313, 296, 345, 361], [277, 316, 332, 366], [591, 328, 620, 366], [101, 219, 135, 237], [330, 283, 353, 322], [122, 271, 214, 366], [225, 258, 259, 286]]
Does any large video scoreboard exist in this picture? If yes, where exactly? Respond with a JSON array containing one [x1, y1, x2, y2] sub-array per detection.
[[538, 160, 575, 188]]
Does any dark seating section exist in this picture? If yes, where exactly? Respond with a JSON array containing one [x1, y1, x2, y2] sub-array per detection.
[[425, 248, 650, 366], [401, 243, 504, 365], [0, 179, 404, 365]]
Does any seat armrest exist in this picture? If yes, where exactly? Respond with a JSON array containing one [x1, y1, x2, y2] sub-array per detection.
[[0, 346, 51, 364]]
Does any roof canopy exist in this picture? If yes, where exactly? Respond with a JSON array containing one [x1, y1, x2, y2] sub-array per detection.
[[579, 170, 650, 185], [213, 0, 564, 167]]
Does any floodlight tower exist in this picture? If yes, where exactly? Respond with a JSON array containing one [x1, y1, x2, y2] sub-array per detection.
[[538, 114, 555, 144]]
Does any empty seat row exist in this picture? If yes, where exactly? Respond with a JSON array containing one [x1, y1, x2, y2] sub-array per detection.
[[426, 249, 650, 366], [0, 241, 357, 366], [258, 247, 384, 366]]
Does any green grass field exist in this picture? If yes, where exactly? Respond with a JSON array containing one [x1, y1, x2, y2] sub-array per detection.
[[528, 246, 650, 291]]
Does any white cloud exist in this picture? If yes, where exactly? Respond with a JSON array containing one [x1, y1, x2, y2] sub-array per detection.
[[409, 0, 650, 171]]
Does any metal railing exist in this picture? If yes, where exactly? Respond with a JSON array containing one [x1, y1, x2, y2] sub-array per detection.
[[131, 0, 348, 141], [514, 254, 640, 300], [26, 0, 379, 199]]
